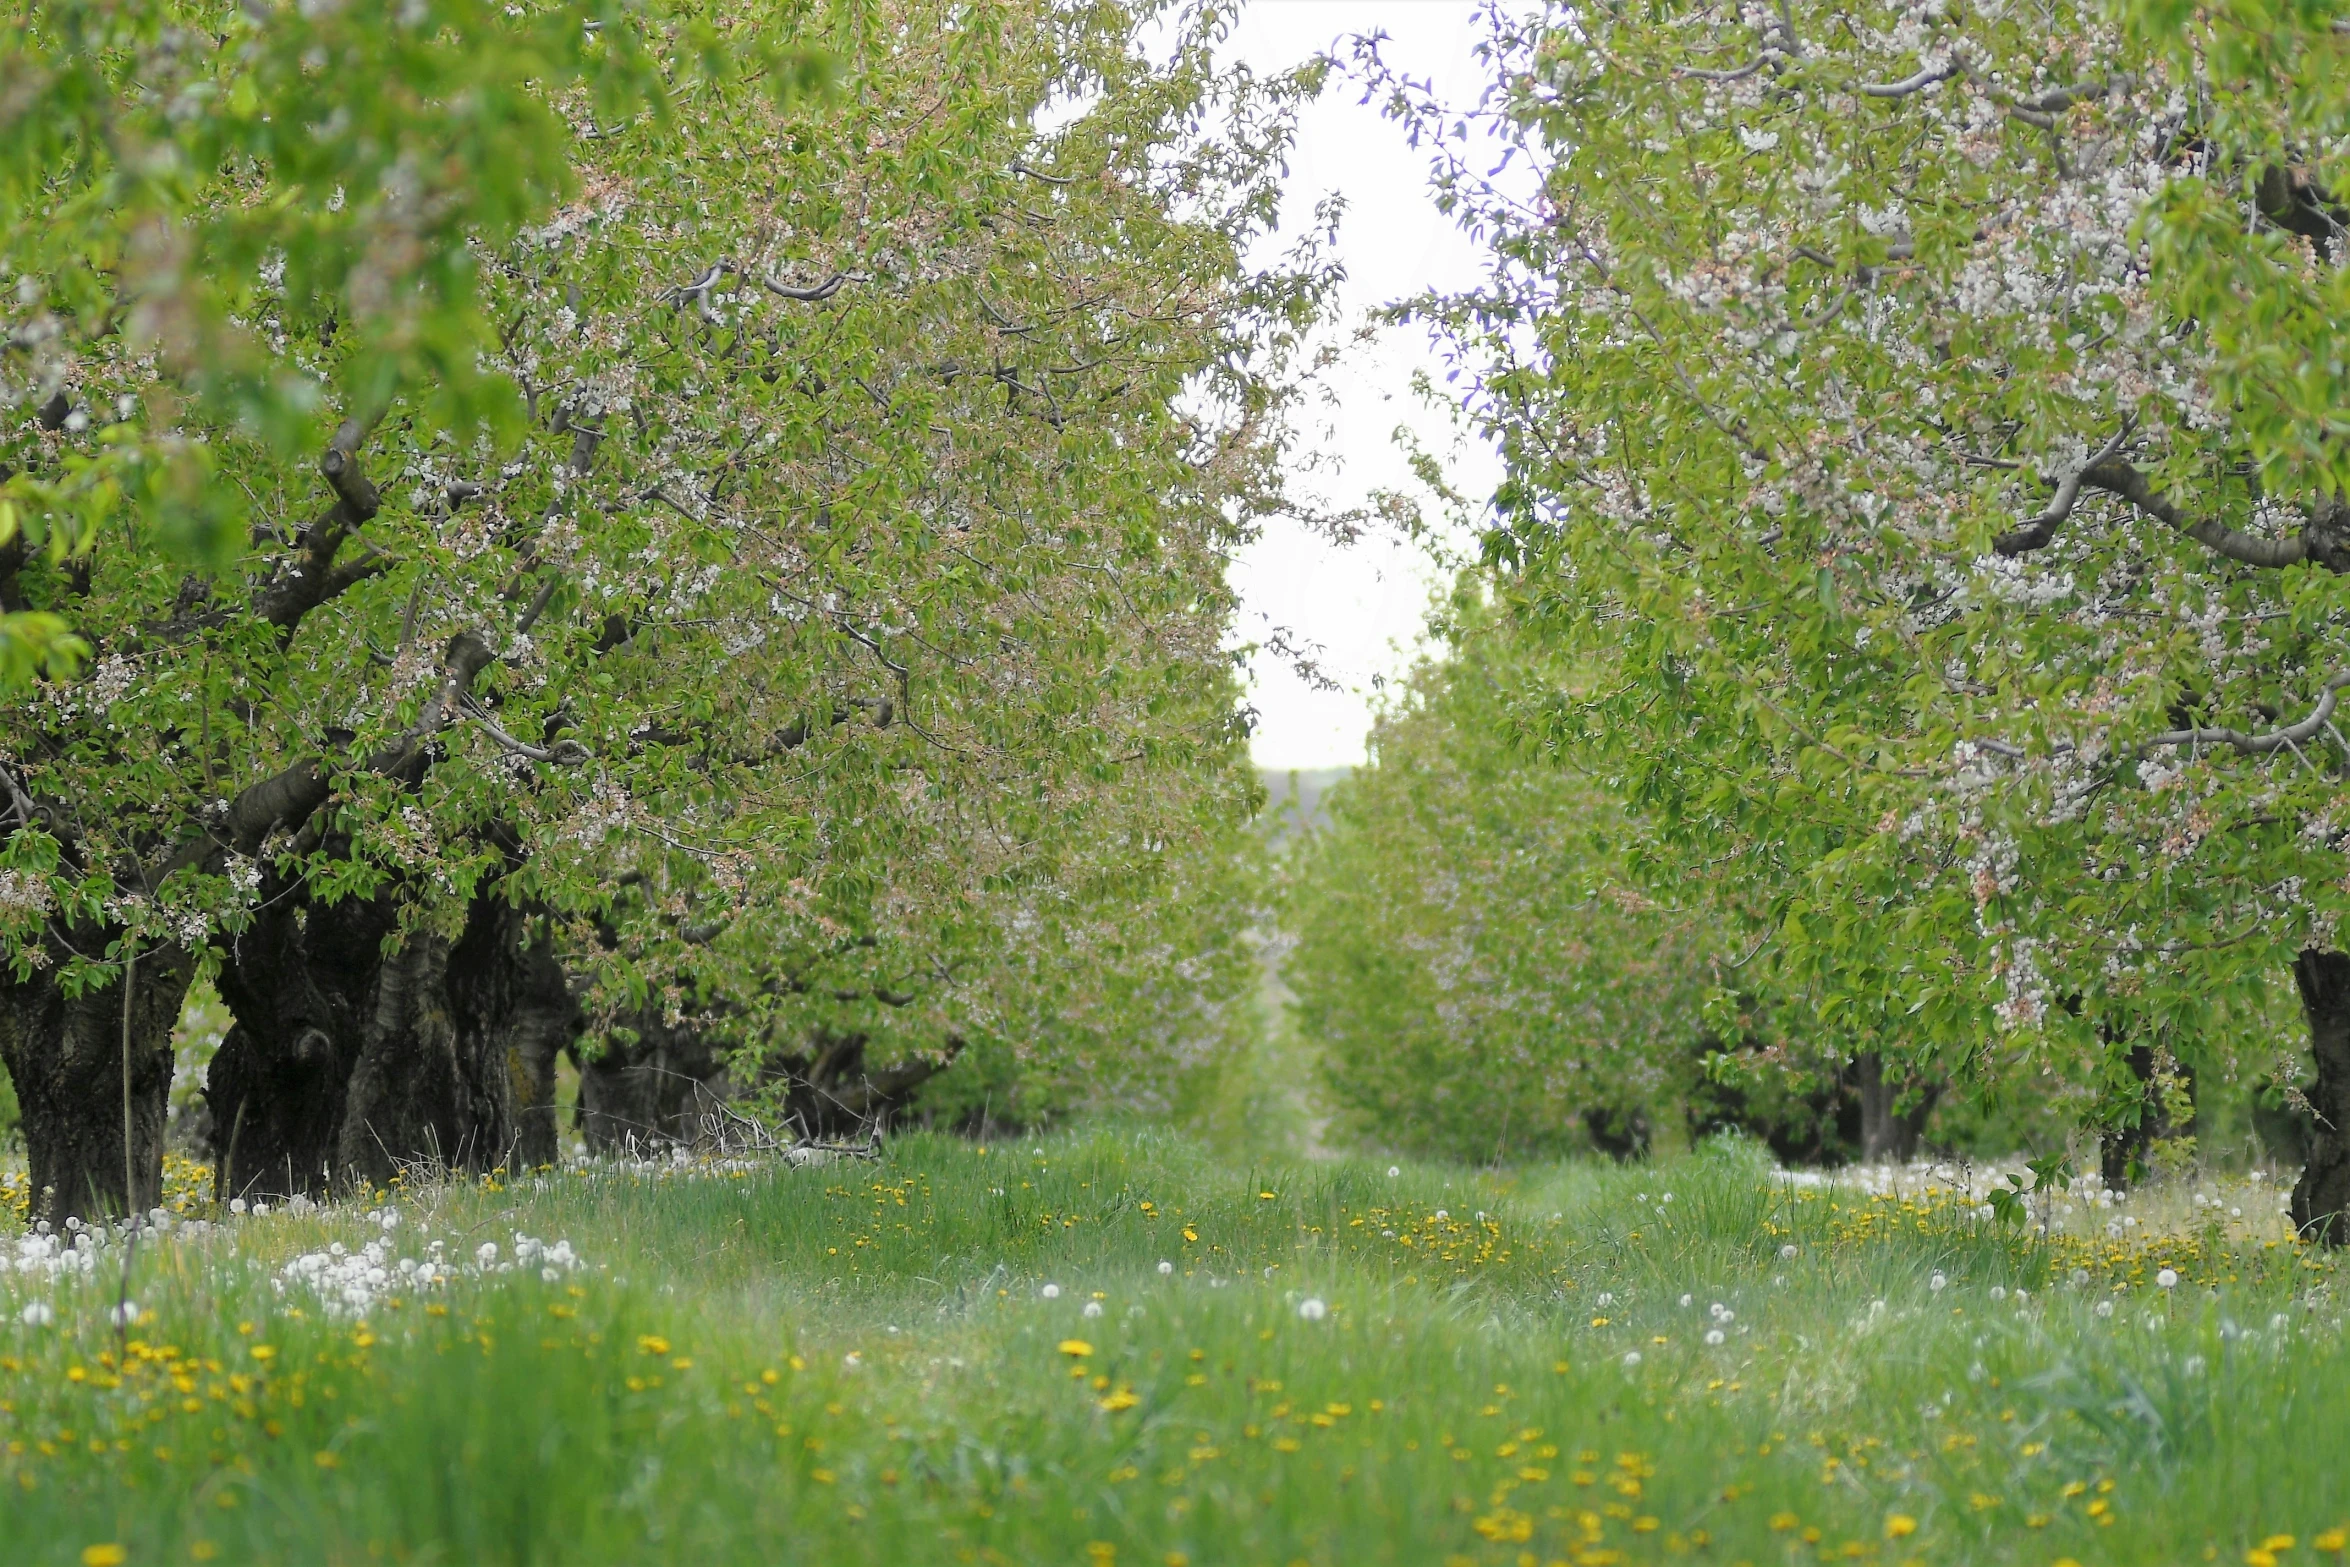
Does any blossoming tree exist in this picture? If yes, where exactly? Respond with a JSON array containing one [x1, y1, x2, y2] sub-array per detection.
[[1387, 0, 2350, 1224], [1, 0, 1321, 1217]]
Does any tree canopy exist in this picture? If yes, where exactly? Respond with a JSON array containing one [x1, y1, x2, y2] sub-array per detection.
[[2, 0, 1319, 1218], [1372, 0, 2350, 1217]]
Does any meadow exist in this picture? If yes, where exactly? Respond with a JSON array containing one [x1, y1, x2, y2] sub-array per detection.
[[1, 1131, 2345, 1567]]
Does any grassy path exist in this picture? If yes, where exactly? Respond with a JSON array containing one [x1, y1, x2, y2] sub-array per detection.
[[3, 1131, 2347, 1564]]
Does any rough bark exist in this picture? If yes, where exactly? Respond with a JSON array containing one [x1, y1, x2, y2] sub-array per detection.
[[0, 938, 194, 1223], [576, 1003, 732, 1154], [209, 878, 568, 1195], [447, 896, 580, 1170], [2098, 1036, 2198, 1191], [1849, 1051, 1937, 1163], [2291, 949, 2350, 1244], [208, 881, 394, 1201], [765, 1027, 961, 1138]]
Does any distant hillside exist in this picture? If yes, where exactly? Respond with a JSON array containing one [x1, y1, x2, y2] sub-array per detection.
[[1257, 766, 1352, 843]]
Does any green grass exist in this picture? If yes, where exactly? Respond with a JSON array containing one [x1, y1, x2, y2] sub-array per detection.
[[3, 1130, 2347, 1566]]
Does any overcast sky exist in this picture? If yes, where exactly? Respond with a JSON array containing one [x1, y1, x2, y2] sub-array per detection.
[[1219, 0, 1504, 773]]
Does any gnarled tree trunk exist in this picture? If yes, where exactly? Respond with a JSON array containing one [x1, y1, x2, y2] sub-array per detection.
[[208, 880, 393, 1201], [448, 895, 580, 1171], [1849, 1051, 1937, 1164], [0, 937, 194, 1223], [2098, 1034, 2197, 1191], [210, 876, 569, 1196], [2291, 949, 2350, 1244], [577, 1002, 731, 1154]]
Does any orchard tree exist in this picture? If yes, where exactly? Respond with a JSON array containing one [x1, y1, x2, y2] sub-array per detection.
[[1380, 0, 2350, 1218], [1, 0, 1325, 1217], [1285, 582, 1724, 1162]]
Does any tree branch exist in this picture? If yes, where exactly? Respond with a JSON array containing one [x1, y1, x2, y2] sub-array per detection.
[[1861, 59, 1962, 98], [2145, 670, 2350, 754], [2082, 460, 2311, 568], [1991, 422, 2133, 556]]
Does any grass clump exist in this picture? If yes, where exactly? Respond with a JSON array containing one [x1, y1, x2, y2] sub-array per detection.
[[2, 1128, 2346, 1564]]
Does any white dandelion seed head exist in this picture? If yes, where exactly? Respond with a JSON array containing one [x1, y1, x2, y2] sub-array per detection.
[[1082, 1301, 1104, 1319], [19, 1302, 54, 1327], [1929, 1273, 1947, 1292], [2095, 1300, 2115, 1318], [1297, 1297, 1328, 1322], [1779, 1244, 1797, 1260], [2156, 1268, 2179, 1289], [1157, 1261, 1174, 1276], [1679, 1294, 1693, 1308], [1704, 1329, 1725, 1346], [1387, 1167, 1400, 1178], [1041, 1283, 1061, 1300], [1621, 1351, 1642, 1368]]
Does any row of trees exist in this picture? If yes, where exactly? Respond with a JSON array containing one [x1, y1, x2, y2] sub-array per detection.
[[1298, 0, 2350, 1222], [1, 0, 1316, 1220]]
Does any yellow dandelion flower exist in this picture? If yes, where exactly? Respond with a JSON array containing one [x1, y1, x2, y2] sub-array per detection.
[[1886, 1514, 1919, 1539], [2264, 1540, 2298, 1554], [82, 1550, 127, 1567], [2316, 1529, 2348, 1554], [1058, 1339, 1094, 1358]]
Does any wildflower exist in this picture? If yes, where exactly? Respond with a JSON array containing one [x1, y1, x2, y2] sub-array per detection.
[[1679, 1294, 1693, 1308], [2157, 1268, 2179, 1290], [2071, 1269, 2090, 1286], [1387, 1167, 1399, 1178], [230, 1198, 248, 1215], [1059, 1340, 1094, 1357], [1704, 1330, 1725, 1346], [1157, 1261, 1174, 1276], [1621, 1351, 1642, 1368], [1885, 1514, 1918, 1539], [2095, 1300, 2114, 1318], [108, 1300, 139, 1327], [1779, 1244, 1797, 1260], [1083, 1301, 1104, 1319], [19, 1301, 53, 1327], [2263, 1536, 2297, 1553], [1042, 1284, 1062, 1300], [476, 1242, 499, 1266], [842, 1352, 863, 1370], [1989, 1286, 2006, 1301], [1929, 1273, 1947, 1292], [1435, 1209, 1449, 1221], [2314, 1527, 2346, 1552], [1298, 1298, 1328, 1322], [81, 1548, 127, 1567]]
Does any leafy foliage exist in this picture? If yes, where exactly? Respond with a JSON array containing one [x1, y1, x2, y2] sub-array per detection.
[[1, 0, 1327, 1200], [1371, 0, 2350, 1116], [1284, 585, 1721, 1161]]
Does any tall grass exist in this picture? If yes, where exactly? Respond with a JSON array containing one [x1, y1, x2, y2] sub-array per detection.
[[1, 1128, 2343, 1564]]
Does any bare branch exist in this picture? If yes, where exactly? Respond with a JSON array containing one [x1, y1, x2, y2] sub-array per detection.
[[757, 270, 847, 303], [460, 694, 591, 766], [1861, 59, 1962, 98], [2145, 670, 2350, 754], [2082, 460, 2310, 568], [1992, 422, 2133, 556]]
